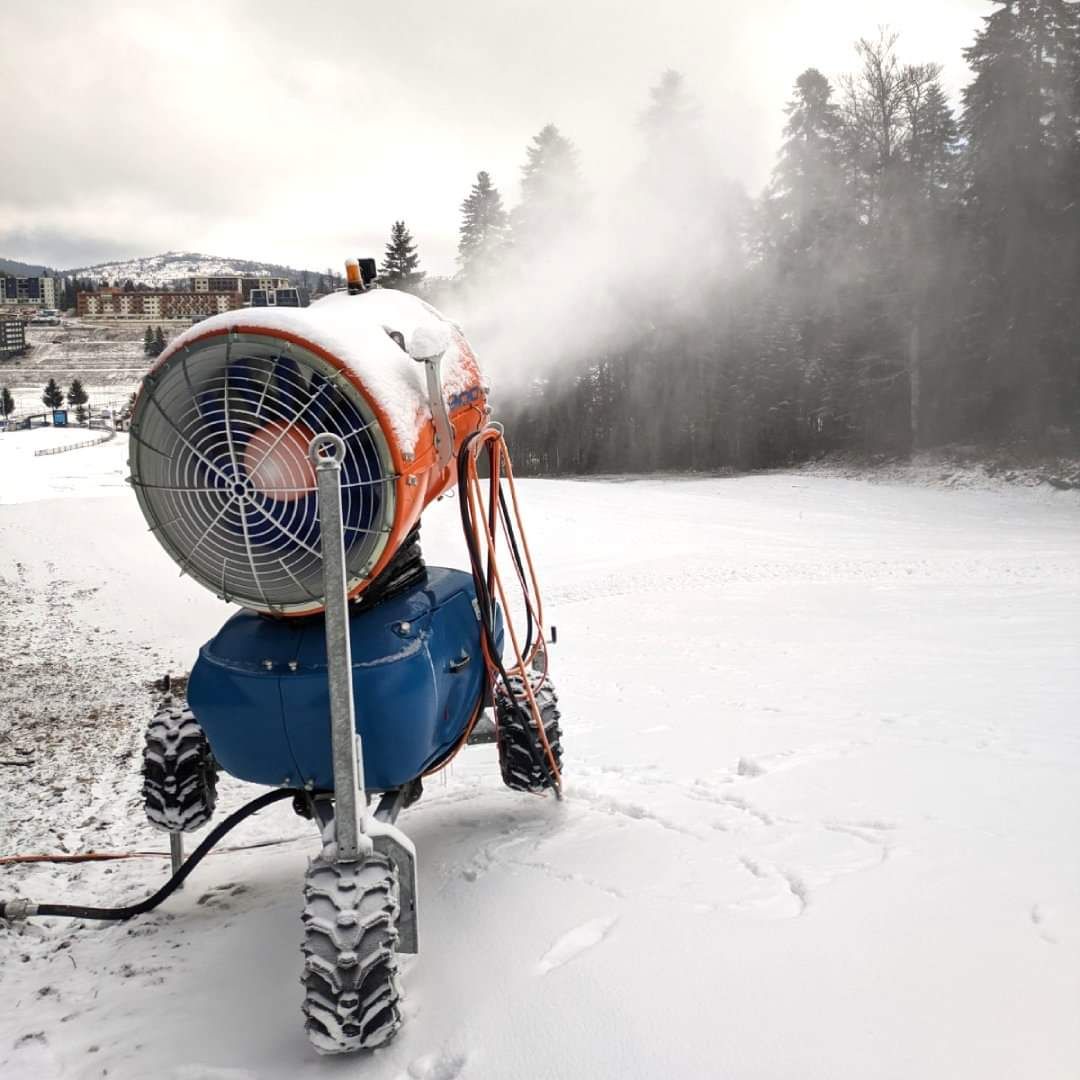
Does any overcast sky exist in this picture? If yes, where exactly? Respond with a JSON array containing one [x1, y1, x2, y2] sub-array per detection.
[[2, 0, 990, 276]]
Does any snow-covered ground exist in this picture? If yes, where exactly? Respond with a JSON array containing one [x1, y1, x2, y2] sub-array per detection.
[[1, 427, 1078, 1079], [1, 321, 148, 416]]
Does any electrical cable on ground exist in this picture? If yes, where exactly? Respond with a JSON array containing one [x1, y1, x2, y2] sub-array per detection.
[[1, 787, 297, 923]]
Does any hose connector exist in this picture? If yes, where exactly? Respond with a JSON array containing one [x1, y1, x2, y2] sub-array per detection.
[[1, 898, 39, 921]]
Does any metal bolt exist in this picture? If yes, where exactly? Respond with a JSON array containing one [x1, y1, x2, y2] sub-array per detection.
[[406, 475, 418, 487], [262, 659, 274, 671], [397, 621, 412, 635], [287, 660, 299, 672]]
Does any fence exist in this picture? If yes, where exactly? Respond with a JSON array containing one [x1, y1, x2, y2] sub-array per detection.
[[33, 428, 116, 456]]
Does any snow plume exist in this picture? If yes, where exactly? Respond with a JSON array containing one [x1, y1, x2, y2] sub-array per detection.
[[437, 72, 747, 397]]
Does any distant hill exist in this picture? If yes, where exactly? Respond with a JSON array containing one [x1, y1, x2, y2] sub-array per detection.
[[60, 251, 334, 287], [0, 256, 53, 275], [1, 250, 339, 285]]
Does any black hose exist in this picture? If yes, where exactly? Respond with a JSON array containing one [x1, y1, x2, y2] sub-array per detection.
[[26, 787, 297, 922], [497, 484, 534, 660]]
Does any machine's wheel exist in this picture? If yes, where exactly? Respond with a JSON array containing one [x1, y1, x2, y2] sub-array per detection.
[[301, 852, 403, 1054], [142, 700, 219, 833], [495, 674, 563, 792]]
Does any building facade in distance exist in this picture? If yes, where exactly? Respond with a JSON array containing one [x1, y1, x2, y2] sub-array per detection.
[[77, 288, 243, 320], [0, 317, 27, 356], [190, 275, 290, 300], [249, 286, 310, 308], [1, 275, 59, 308]]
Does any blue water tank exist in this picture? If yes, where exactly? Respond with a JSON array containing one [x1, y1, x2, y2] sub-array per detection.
[[188, 567, 499, 791]]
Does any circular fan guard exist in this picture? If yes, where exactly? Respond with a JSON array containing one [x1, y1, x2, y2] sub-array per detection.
[[129, 332, 396, 615]]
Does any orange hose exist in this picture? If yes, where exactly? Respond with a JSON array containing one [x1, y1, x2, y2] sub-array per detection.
[[0, 835, 308, 866], [380, 425, 560, 793], [461, 427, 562, 794]]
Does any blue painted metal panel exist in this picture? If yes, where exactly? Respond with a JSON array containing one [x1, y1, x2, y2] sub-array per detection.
[[188, 567, 499, 790]]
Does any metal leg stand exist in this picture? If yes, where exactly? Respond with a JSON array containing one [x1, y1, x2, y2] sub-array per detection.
[[169, 832, 184, 884], [309, 432, 420, 951], [310, 433, 371, 864]]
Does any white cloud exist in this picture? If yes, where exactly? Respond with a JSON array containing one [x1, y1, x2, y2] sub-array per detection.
[[0, 0, 988, 274]]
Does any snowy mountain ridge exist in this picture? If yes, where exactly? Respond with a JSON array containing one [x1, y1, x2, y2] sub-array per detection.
[[60, 251, 324, 287]]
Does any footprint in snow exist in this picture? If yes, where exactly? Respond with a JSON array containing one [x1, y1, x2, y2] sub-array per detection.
[[407, 1049, 467, 1080], [1030, 904, 1058, 944], [536, 915, 618, 975], [736, 756, 766, 778]]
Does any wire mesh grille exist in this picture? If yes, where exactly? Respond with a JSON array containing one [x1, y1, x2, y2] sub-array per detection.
[[129, 333, 396, 613]]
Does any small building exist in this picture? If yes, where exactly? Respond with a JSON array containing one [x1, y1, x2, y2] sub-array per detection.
[[77, 288, 244, 321], [1, 274, 59, 309], [248, 286, 310, 308], [0, 317, 26, 357], [190, 275, 291, 301]]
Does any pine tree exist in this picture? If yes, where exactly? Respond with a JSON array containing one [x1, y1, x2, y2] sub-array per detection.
[[1, 387, 13, 419], [457, 171, 508, 277], [903, 73, 959, 199], [635, 71, 737, 301], [895, 65, 962, 449], [510, 125, 583, 253], [768, 68, 847, 270], [962, 0, 1080, 437], [638, 69, 704, 195], [67, 378, 88, 410], [381, 221, 425, 291], [67, 378, 89, 425], [153, 326, 166, 356], [42, 378, 64, 410], [143, 326, 155, 355]]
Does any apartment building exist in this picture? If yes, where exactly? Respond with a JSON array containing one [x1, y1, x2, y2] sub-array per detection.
[[77, 288, 243, 320], [0, 317, 26, 356], [1, 274, 59, 308], [190, 274, 290, 300]]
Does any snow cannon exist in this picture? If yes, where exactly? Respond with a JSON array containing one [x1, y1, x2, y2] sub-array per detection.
[[119, 266, 565, 1055], [129, 285, 488, 616]]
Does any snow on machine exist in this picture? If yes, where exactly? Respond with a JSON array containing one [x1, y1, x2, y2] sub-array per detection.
[[2, 259, 563, 1055]]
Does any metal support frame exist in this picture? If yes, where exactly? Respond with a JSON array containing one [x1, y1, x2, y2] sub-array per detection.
[[409, 340, 454, 470], [310, 433, 371, 864], [309, 431, 419, 952], [372, 789, 419, 953], [169, 833, 184, 884]]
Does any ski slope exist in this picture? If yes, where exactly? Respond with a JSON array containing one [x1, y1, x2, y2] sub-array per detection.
[[1, 429, 1078, 1080]]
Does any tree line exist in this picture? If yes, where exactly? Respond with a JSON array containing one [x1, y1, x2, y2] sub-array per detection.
[[0, 378, 126, 425], [379, 3, 1080, 472]]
